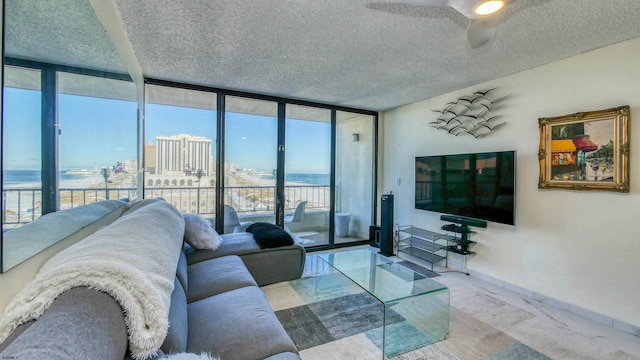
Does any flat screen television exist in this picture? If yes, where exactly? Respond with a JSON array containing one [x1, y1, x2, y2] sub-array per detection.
[[415, 150, 516, 225]]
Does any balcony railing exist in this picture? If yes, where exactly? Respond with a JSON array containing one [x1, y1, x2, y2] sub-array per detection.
[[3, 185, 329, 226]]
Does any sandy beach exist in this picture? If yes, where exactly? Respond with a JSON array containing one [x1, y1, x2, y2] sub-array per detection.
[[2, 171, 136, 190], [3, 172, 137, 221], [226, 172, 329, 213]]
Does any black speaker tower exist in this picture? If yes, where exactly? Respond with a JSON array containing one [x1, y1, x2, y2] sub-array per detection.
[[379, 193, 394, 256]]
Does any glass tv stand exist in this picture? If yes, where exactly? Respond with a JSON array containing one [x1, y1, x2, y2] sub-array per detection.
[[317, 250, 449, 358]]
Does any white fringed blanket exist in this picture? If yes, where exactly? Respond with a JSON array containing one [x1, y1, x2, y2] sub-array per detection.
[[0, 199, 185, 360]]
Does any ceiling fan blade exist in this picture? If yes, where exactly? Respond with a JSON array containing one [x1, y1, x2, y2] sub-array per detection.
[[367, 0, 509, 48], [386, 0, 450, 6], [447, 0, 481, 18], [383, 0, 475, 16], [380, 0, 509, 19], [466, 17, 499, 48]]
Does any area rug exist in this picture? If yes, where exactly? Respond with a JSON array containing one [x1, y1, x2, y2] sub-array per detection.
[[265, 254, 552, 360]]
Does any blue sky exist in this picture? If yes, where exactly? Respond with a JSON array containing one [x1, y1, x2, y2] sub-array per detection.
[[147, 104, 331, 173], [4, 88, 42, 169], [4, 88, 331, 173]]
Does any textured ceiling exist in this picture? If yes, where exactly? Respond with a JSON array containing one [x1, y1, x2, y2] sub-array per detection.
[[6, 1, 640, 112], [111, 0, 640, 111], [4, 0, 126, 74]]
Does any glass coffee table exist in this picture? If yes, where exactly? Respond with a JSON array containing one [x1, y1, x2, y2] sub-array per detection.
[[317, 249, 449, 358]]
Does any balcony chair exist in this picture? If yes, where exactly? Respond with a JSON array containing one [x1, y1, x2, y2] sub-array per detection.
[[284, 201, 315, 245], [284, 201, 307, 225], [223, 205, 254, 233]]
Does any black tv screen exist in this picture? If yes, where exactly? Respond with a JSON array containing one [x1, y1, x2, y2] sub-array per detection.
[[415, 150, 516, 225]]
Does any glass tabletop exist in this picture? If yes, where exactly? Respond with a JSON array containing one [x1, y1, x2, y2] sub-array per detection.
[[318, 250, 448, 303]]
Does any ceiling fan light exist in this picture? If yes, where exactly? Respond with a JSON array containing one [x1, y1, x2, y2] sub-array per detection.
[[474, 0, 504, 16]]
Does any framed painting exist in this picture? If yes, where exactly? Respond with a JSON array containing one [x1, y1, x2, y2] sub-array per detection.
[[538, 105, 630, 192]]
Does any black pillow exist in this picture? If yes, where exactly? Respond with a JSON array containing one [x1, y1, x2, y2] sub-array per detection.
[[246, 222, 280, 233], [247, 222, 294, 249], [253, 229, 294, 249]]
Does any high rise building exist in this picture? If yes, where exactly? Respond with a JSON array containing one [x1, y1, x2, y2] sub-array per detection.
[[155, 134, 213, 176], [144, 141, 157, 174]]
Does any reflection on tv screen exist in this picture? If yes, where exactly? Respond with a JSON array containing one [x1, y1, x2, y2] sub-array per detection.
[[415, 151, 516, 225]]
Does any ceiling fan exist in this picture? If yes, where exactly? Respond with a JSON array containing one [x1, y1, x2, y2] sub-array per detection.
[[371, 0, 509, 48]]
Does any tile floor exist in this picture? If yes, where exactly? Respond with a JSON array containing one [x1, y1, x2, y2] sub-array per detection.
[[262, 246, 640, 360]]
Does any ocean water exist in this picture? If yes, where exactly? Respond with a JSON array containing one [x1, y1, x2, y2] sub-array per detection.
[[3, 170, 85, 184], [260, 173, 330, 186], [4, 170, 329, 187], [287, 173, 330, 186]]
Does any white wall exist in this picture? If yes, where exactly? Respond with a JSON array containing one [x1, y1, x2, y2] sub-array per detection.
[[337, 114, 375, 238], [381, 37, 640, 328]]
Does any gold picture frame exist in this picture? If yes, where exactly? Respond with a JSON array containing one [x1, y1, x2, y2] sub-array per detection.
[[538, 105, 630, 192]]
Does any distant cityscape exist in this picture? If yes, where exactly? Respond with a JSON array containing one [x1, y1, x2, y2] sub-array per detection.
[[3, 133, 330, 226], [145, 134, 213, 176]]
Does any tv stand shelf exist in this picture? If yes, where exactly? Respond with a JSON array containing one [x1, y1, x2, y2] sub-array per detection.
[[398, 216, 484, 270], [440, 224, 477, 255], [398, 226, 448, 270]]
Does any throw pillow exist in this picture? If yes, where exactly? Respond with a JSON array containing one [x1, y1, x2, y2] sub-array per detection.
[[246, 222, 279, 233], [247, 222, 294, 249], [182, 214, 223, 250], [253, 229, 294, 249]]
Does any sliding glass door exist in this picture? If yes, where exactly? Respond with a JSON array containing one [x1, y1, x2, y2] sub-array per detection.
[[284, 105, 331, 246], [142, 82, 377, 249], [144, 85, 217, 217], [58, 73, 137, 206], [223, 96, 278, 233]]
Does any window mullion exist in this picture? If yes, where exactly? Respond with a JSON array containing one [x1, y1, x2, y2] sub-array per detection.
[[41, 66, 59, 215]]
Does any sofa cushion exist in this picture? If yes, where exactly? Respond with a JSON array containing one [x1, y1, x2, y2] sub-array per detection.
[[176, 250, 189, 293], [235, 248, 306, 286], [185, 233, 262, 265], [183, 214, 222, 250], [0, 287, 127, 360], [187, 286, 298, 360], [186, 255, 257, 303], [184, 232, 306, 286], [161, 278, 188, 355], [148, 351, 219, 360], [0, 321, 34, 352], [264, 353, 304, 360]]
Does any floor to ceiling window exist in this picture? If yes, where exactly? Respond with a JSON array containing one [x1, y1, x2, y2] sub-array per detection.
[[284, 105, 331, 246], [1, 64, 136, 272], [58, 72, 137, 206], [141, 83, 377, 250], [144, 84, 217, 216], [223, 96, 278, 233], [2, 66, 138, 228], [2, 66, 42, 229]]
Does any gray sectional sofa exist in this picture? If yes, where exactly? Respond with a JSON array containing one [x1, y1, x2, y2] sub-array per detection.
[[185, 231, 306, 287], [0, 199, 306, 360]]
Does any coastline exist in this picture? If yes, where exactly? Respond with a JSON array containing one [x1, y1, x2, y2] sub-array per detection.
[[230, 172, 328, 187], [4, 171, 326, 189], [3, 172, 136, 216], [3, 171, 137, 189], [221, 172, 330, 212], [3, 171, 328, 222]]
